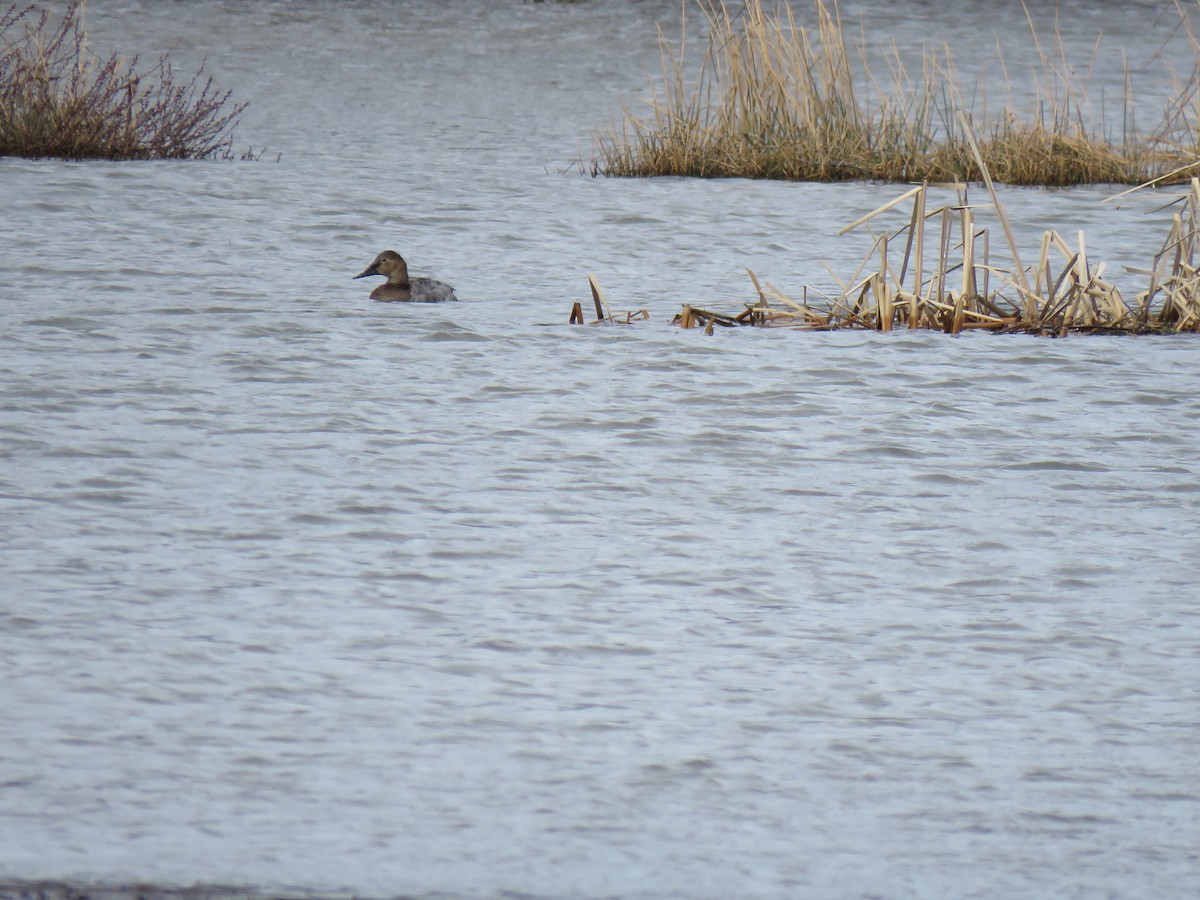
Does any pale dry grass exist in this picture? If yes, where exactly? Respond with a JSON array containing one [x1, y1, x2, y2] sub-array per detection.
[[591, 0, 1200, 186], [673, 169, 1200, 335]]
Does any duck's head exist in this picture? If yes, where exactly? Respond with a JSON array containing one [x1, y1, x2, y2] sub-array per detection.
[[354, 250, 409, 284]]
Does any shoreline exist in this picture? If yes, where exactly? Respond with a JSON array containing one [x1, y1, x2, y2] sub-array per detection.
[[0, 883, 360, 900]]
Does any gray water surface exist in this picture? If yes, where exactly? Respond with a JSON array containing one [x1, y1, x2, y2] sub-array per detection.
[[2, 2, 1199, 898]]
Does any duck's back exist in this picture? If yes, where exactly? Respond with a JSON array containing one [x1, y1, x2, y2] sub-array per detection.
[[410, 277, 458, 303], [369, 278, 459, 302]]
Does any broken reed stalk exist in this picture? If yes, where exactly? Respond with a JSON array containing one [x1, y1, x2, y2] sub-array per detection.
[[568, 275, 649, 325], [589, 0, 1200, 186], [0, 1, 248, 160], [671, 174, 1200, 336]]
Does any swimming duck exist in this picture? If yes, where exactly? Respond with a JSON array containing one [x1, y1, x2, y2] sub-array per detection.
[[353, 250, 458, 302]]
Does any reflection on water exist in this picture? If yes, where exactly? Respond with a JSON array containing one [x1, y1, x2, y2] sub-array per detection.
[[1, 2, 1198, 898]]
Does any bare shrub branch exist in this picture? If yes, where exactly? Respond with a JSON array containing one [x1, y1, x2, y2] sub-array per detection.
[[0, 1, 248, 160]]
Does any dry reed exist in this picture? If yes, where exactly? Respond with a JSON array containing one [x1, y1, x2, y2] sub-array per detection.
[[672, 171, 1200, 336], [591, 0, 1200, 187], [0, 1, 247, 160], [568, 275, 650, 325]]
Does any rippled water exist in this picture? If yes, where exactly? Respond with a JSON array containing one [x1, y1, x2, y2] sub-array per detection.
[[2, 2, 1199, 898]]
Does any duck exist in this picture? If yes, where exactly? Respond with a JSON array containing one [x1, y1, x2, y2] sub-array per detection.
[[353, 250, 458, 302]]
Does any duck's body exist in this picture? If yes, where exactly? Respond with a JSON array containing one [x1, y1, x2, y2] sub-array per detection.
[[354, 250, 458, 303]]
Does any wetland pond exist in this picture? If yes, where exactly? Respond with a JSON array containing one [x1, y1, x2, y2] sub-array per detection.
[[1, 1, 1198, 897]]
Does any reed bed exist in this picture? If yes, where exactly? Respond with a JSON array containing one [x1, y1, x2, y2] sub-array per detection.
[[0, 1, 247, 160], [590, 0, 1199, 186], [673, 173, 1200, 336]]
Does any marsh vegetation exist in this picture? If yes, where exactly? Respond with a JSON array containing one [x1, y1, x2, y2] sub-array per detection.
[[672, 166, 1200, 336], [0, 1, 246, 160], [591, 0, 1200, 187]]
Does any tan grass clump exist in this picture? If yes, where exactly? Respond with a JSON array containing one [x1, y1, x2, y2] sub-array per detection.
[[0, 1, 247, 160], [591, 0, 1200, 187], [594, 0, 925, 181], [674, 168, 1200, 336]]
